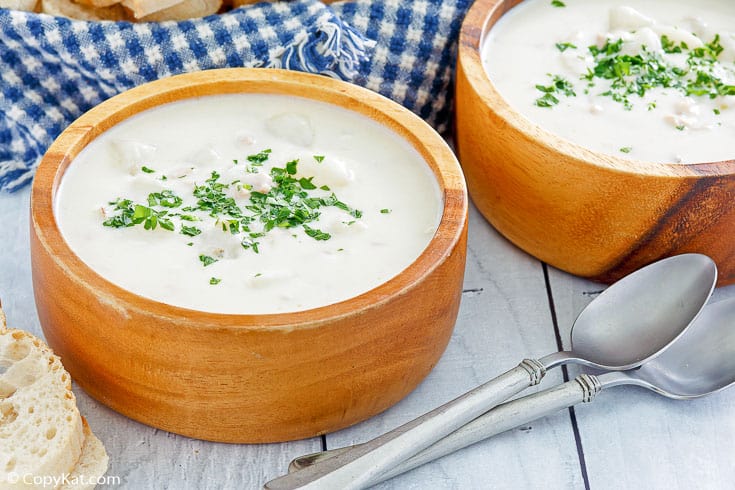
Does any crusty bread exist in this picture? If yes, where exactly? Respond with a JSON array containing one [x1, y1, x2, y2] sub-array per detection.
[[120, 0, 183, 18], [0, 0, 38, 12], [41, 0, 127, 20], [61, 418, 109, 490], [136, 0, 221, 21], [0, 0, 38, 11], [72, 0, 121, 8], [0, 328, 85, 489]]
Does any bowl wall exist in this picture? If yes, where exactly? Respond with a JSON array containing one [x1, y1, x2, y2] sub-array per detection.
[[456, 0, 735, 285], [31, 68, 468, 442]]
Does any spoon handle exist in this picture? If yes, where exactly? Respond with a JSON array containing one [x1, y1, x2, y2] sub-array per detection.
[[263, 359, 547, 490], [287, 374, 604, 488]]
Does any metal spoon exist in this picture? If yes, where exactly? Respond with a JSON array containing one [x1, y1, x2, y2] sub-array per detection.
[[290, 296, 735, 488], [263, 254, 717, 490]]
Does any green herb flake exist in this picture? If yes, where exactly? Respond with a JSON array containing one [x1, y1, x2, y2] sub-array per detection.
[[313, 155, 325, 163], [199, 255, 218, 267], [551, 0, 565, 6], [380, 208, 392, 214], [299, 177, 317, 190], [714, 108, 722, 115], [534, 74, 575, 108], [210, 277, 221, 285], [619, 147, 632, 154], [555, 42, 577, 52], [141, 166, 155, 174], [247, 149, 271, 165], [102, 150, 362, 262], [181, 225, 202, 237], [303, 225, 331, 241]]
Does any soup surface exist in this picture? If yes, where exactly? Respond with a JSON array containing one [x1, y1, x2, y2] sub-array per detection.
[[55, 94, 442, 314], [483, 0, 735, 163]]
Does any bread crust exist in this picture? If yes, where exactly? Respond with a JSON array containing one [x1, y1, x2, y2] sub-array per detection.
[[0, 328, 85, 489], [61, 418, 109, 490], [40, 0, 127, 20]]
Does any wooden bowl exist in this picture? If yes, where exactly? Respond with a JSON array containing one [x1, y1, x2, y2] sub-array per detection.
[[30, 68, 468, 443], [456, 0, 735, 285]]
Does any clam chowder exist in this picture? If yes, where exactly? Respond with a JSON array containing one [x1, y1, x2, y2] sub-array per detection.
[[483, 0, 735, 163], [55, 94, 442, 314]]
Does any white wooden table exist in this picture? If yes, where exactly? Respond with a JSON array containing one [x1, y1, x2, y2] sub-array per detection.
[[2, 187, 734, 489]]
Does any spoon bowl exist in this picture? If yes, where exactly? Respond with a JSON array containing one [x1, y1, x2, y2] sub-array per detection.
[[566, 253, 718, 370], [618, 297, 735, 398], [264, 254, 717, 489], [287, 297, 735, 488]]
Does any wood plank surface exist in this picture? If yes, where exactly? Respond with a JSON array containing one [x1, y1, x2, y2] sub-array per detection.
[[548, 267, 735, 490], [0, 188, 322, 489], [323, 205, 585, 489], [3, 184, 733, 488]]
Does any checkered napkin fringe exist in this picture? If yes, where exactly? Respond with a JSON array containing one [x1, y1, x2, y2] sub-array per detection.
[[0, 0, 472, 192]]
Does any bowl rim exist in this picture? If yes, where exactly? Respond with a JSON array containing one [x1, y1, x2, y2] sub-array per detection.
[[458, 0, 735, 178], [31, 68, 468, 330]]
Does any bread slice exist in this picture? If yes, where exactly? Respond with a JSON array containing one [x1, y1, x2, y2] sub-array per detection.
[[0, 0, 39, 10], [0, 328, 85, 488], [61, 418, 109, 490], [135, 0, 221, 21], [40, 0, 127, 20], [120, 0, 183, 18], [73, 0, 121, 8], [73, 0, 121, 7]]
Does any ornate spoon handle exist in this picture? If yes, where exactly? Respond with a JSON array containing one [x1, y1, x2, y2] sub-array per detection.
[[263, 359, 547, 490], [288, 374, 604, 488]]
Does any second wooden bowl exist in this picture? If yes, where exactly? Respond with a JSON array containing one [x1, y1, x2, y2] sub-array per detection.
[[30, 68, 468, 443], [456, 0, 735, 285]]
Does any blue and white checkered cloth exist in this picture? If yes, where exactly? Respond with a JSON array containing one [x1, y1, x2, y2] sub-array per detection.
[[0, 0, 472, 192]]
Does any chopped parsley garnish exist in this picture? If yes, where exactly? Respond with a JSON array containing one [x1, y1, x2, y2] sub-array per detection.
[[619, 147, 632, 154], [247, 149, 271, 165], [313, 155, 325, 163], [199, 255, 218, 267], [538, 33, 735, 123], [102, 151, 363, 283], [102, 198, 174, 231], [555, 42, 576, 52], [380, 208, 392, 214], [303, 225, 331, 241], [535, 75, 576, 107], [551, 0, 565, 7], [148, 190, 183, 208], [180, 225, 202, 237], [141, 166, 155, 174], [209, 277, 221, 285]]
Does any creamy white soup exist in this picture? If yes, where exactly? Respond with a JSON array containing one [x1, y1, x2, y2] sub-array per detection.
[[483, 0, 735, 163], [55, 94, 442, 314]]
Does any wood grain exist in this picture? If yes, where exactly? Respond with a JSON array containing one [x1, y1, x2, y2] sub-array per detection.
[[548, 265, 735, 489], [455, 0, 735, 285], [30, 68, 468, 443]]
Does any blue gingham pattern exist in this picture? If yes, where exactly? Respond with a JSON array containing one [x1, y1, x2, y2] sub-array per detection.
[[334, 0, 472, 132], [0, 0, 472, 192]]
